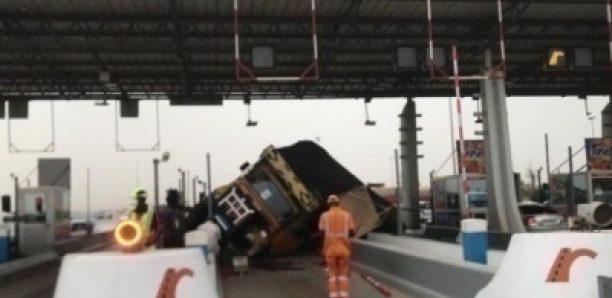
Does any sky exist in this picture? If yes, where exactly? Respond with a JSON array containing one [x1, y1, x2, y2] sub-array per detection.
[[0, 95, 608, 212]]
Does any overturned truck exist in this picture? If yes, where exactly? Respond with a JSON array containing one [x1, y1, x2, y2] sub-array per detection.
[[186, 141, 398, 256]]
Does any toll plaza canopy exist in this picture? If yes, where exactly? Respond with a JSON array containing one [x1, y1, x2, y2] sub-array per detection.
[[0, 0, 609, 100]]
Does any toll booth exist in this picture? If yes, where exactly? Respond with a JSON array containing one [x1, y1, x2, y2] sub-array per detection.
[[548, 172, 612, 214], [431, 174, 486, 227], [431, 173, 522, 227], [18, 187, 71, 256], [547, 138, 612, 216]]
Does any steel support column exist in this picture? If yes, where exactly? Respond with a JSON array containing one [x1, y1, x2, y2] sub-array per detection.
[[601, 96, 612, 138], [480, 52, 525, 233], [399, 98, 420, 230]]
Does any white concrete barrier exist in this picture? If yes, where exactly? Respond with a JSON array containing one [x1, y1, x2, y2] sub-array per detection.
[[476, 233, 612, 298], [53, 248, 219, 298], [352, 239, 495, 298], [367, 233, 505, 269], [185, 228, 221, 297]]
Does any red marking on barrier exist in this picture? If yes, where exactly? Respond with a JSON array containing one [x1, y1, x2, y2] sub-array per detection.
[[546, 248, 597, 283], [360, 273, 392, 297], [156, 268, 194, 298]]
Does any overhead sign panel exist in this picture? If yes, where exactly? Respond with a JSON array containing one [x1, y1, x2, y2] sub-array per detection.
[[120, 100, 139, 118], [38, 158, 71, 189], [9, 99, 29, 119]]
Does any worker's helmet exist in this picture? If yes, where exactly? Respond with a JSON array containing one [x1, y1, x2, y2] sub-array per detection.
[[327, 194, 340, 204], [130, 188, 147, 201]]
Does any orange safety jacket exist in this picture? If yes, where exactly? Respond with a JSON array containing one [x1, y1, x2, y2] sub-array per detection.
[[319, 206, 356, 257]]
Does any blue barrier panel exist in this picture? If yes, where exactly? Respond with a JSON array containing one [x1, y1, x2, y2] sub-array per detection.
[[0, 229, 9, 263], [461, 219, 488, 265]]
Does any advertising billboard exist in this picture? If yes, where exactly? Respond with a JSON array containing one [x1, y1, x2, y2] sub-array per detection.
[[585, 138, 612, 175], [457, 139, 485, 175]]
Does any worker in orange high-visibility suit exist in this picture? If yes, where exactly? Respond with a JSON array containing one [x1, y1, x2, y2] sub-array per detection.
[[319, 194, 356, 298]]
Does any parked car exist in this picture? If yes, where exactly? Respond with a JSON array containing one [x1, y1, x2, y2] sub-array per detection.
[[518, 201, 566, 232], [70, 217, 94, 236]]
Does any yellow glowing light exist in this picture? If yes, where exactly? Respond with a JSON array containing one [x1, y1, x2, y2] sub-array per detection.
[[114, 220, 143, 248], [549, 51, 564, 65], [547, 49, 566, 67]]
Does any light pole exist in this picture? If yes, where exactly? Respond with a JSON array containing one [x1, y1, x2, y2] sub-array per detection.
[[206, 153, 213, 218], [86, 168, 91, 235], [192, 175, 201, 207], [198, 180, 206, 203], [178, 168, 186, 207], [537, 167, 543, 202], [10, 173, 20, 256], [153, 152, 170, 209], [588, 115, 596, 138]]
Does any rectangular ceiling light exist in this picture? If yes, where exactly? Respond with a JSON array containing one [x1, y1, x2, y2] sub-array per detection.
[[396, 47, 418, 69], [252, 46, 275, 69], [574, 48, 594, 68], [99, 71, 110, 83], [120, 99, 139, 118], [426, 47, 447, 67], [546, 48, 567, 69], [9, 99, 29, 119]]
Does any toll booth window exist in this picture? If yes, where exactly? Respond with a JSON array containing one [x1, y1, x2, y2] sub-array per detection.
[[593, 178, 612, 204], [467, 193, 487, 208], [21, 195, 47, 223]]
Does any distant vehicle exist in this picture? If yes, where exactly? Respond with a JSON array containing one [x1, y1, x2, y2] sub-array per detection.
[[419, 201, 432, 224], [518, 201, 566, 232], [70, 217, 93, 235], [92, 210, 128, 234]]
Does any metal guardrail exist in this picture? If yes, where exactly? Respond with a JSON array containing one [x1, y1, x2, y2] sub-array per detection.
[[52, 232, 111, 256], [0, 232, 111, 282], [351, 239, 495, 298]]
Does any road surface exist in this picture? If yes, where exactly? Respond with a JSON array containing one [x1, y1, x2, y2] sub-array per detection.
[[222, 255, 416, 298]]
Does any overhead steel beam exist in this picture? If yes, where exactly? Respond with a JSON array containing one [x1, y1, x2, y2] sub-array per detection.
[[0, 15, 606, 40], [0, 69, 606, 79], [168, 0, 191, 94]]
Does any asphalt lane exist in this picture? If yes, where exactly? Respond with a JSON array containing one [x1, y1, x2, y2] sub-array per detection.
[[222, 255, 416, 298], [0, 262, 60, 298]]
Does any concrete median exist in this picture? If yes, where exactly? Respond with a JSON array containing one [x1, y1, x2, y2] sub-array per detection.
[[351, 239, 495, 298]]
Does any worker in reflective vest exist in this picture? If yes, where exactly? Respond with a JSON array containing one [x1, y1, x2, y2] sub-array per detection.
[[129, 188, 161, 250], [319, 194, 356, 298]]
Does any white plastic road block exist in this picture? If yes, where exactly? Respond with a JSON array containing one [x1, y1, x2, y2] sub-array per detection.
[[461, 219, 488, 265], [53, 248, 219, 298], [461, 219, 487, 232], [475, 233, 612, 298], [185, 229, 210, 259]]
